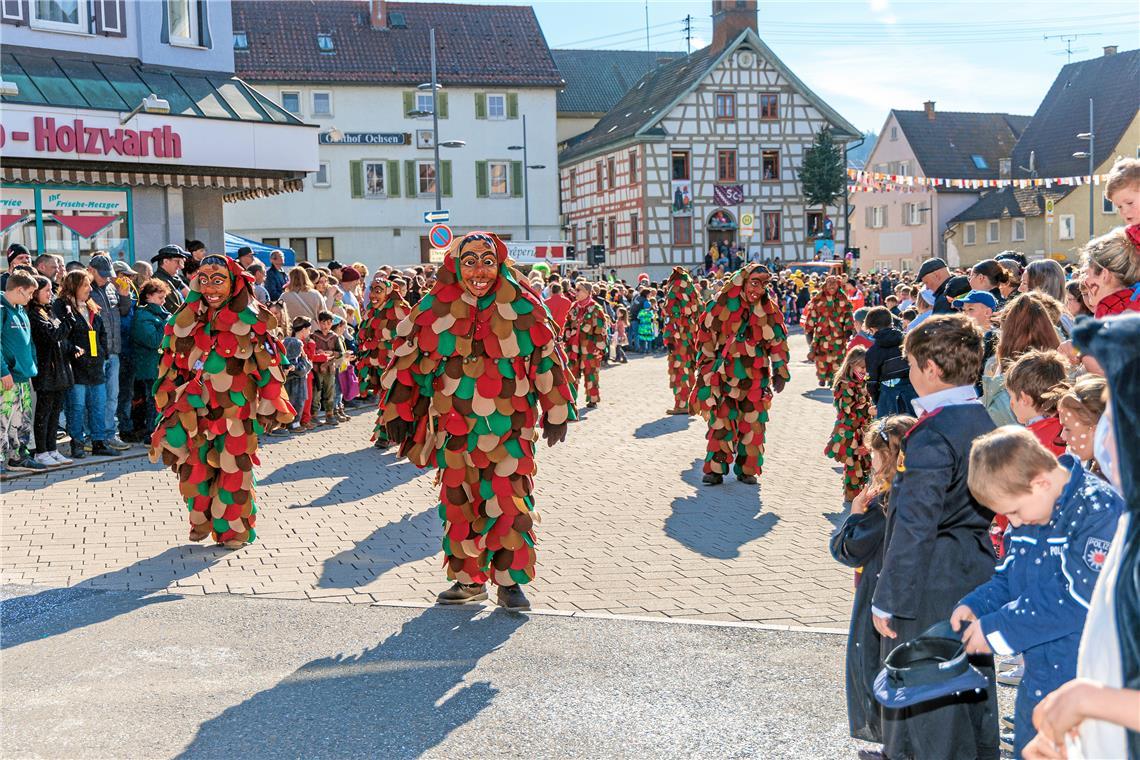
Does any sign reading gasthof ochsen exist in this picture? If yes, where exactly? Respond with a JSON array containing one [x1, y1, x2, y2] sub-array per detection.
[[0, 104, 318, 173], [318, 132, 408, 145]]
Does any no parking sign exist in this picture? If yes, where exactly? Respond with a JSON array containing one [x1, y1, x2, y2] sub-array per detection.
[[429, 224, 453, 249]]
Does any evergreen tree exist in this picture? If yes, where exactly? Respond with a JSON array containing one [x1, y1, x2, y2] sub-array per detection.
[[800, 126, 846, 207]]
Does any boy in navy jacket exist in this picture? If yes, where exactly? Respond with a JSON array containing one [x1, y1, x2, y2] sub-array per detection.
[[954, 427, 1123, 756]]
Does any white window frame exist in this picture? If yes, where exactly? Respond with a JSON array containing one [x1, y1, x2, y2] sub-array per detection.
[[903, 203, 922, 226], [417, 161, 437, 197], [280, 90, 302, 116], [964, 222, 977, 246], [415, 92, 434, 115], [986, 219, 1000, 243], [167, 0, 200, 47], [870, 206, 885, 229], [898, 160, 910, 176], [363, 161, 386, 198], [233, 31, 249, 50], [999, 158, 1011, 177], [1059, 214, 1076, 241], [486, 93, 507, 121], [889, 126, 898, 141], [311, 90, 333, 117], [488, 161, 510, 197], [30, 0, 88, 33], [316, 34, 335, 52], [1102, 196, 1116, 214], [1011, 218, 1026, 242], [313, 161, 331, 188]]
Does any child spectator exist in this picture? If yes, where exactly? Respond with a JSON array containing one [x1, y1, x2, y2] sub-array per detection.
[[846, 307, 873, 351], [613, 306, 630, 364], [898, 307, 917, 332], [826, 346, 873, 502], [128, 279, 171, 440], [310, 311, 344, 426], [955, 426, 1123, 756], [283, 317, 313, 433], [1006, 349, 1069, 455], [884, 294, 900, 316], [1, 271, 42, 472], [636, 298, 659, 353], [863, 306, 915, 419], [332, 316, 355, 420], [831, 414, 917, 748], [27, 275, 73, 466], [872, 314, 999, 760], [1057, 374, 1108, 477]]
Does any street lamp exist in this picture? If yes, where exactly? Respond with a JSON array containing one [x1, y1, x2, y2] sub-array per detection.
[[405, 29, 465, 212], [1072, 98, 1095, 239], [508, 114, 545, 241]]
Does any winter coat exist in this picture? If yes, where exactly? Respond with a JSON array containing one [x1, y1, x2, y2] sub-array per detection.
[[53, 299, 108, 386], [89, 280, 130, 354], [130, 302, 170, 381], [864, 328, 909, 404], [27, 302, 73, 392], [266, 265, 288, 302], [1, 294, 37, 383], [154, 269, 187, 314]]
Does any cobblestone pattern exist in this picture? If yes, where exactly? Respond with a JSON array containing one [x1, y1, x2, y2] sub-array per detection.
[[0, 335, 855, 627]]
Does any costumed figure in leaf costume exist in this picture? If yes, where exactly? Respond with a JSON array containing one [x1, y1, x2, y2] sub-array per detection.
[[825, 346, 873, 501], [563, 280, 608, 409], [693, 264, 790, 486], [356, 278, 410, 447], [379, 231, 577, 611], [663, 266, 701, 415], [803, 275, 855, 386], [149, 254, 295, 549]]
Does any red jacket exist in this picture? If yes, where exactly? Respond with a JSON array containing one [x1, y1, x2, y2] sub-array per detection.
[[1028, 415, 1066, 456], [545, 293, 572, 333], [1094, 288, 1140, 318]]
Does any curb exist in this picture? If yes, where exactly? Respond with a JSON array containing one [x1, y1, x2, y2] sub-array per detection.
[[0, 447, 150, 483]]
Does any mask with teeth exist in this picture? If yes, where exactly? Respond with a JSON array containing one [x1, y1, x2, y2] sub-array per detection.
[[456, 234, 504, 298], [195, 261, 232, 308]]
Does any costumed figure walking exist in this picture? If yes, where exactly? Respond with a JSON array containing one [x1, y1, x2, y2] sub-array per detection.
[[663, 267, 701, 415], [149, 254, 295, 549], [804, 275, 855, 386], [563, 280, 608, 409], [826, 346, 873, 501], [356, 278, 410, 447], [379, 231, 577, 610], [693, 264, 790, 486]]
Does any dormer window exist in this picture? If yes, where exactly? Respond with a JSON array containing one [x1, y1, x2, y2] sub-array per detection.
[[317, 34, 334, 52], [999, 158, 1011, 178], [971, 154, 988, 170], [233, 31, 249, 50]]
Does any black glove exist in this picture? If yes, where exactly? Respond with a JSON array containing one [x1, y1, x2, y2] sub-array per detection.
[[773, 375, 786, 394], [386, 418, 412, 445], [542, 421, 567, 448]]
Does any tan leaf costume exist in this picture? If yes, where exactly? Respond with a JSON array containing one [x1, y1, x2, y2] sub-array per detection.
[[662, 267, 700, 412], [804, 276, 855, 386], [563, 296, 608, 406]]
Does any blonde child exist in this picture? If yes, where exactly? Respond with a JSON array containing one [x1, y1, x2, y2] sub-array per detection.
[[826, 345, 873, 501], [614, 306, 629, 364], [1057, 374, 1108, 477]]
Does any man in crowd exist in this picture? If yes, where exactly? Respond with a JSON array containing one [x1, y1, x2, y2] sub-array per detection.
[[2, 244, 32, 290], [247, 263, 271, 303], [33, 254, 62, 290], [88, 253, 132, 450], [152, 245, 189, 313], [235, 246, 257, 273], [266, 249, 288, 301], [917, 257, 955, 314], [183, 239, 207, 277]]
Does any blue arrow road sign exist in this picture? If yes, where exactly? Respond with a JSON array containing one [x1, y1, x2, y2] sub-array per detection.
[[423, 209, 450, 224]]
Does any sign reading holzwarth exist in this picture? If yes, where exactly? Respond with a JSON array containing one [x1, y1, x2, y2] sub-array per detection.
[[0, 103, 318, 173], [318, 132, 410, 146]]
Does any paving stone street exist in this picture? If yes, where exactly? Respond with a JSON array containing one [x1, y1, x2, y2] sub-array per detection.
[[1, 334, 854, 629]]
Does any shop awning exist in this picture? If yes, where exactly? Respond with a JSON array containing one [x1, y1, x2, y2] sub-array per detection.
[[224, 233, 296, 267], [1, 165, 303, 202]]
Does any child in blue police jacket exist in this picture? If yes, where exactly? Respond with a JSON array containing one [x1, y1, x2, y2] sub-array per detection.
[[953, 426, 1124, 757]]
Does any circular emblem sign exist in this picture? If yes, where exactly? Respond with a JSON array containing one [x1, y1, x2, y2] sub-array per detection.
[[429, 223, 453, 249]]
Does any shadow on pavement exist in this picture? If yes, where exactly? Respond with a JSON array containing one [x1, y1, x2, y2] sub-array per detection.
[[801, 388, 833, 404], [0, 546, 221, 650], [176, 606, 527, 760], [260, 446, 425, 510], [632, 414, 693, 439], [664, 459, 779, 560], [318, 509, 440, 589]]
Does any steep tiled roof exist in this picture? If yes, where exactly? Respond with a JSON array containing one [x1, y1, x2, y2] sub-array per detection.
[[232, 1, 563, 88], [551, 49, 684, 115], [893, 110, 1031, 180], [1011, 49, 1140, 178], [950, 186, 1071, 223]]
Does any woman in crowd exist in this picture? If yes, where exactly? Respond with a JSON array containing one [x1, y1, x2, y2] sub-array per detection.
[[1065, 280, 1094, 322], [129, 279, 171, 439], [54, 270, 119, 459], [997, 259, 1023, 302], [968, 259, 1013, 310], [1079, 227, 1140, 318], [280, 266, 325, 324], [1021, 259, 1073, 336], [982, 292, 1062, 427], [27, 275, 74, 465]]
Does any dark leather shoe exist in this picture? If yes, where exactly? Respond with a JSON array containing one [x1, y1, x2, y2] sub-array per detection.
[[91, 442, 121, 457], [736, 474, 758, 485], [436, 582, 487, 605], [702, 472, 723, 486], [496, 584, 531, 611]]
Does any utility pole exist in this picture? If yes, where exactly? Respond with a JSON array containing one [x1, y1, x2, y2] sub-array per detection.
[[1073, 98, 1096, 239], [644, 0, 650, 54], [429, 28, 441, 211], [521, 115, 530, 240], [684, 14, 692, 54]]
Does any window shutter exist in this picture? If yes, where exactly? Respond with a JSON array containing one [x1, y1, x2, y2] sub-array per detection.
[[197, 0, 212, 48], [437, 92, 448, 119], [159, 0, 169, 42], [506, 92, 519, 119], [475, 161, 489, 198], [92, 0, 126, 36], [902, 203, 910, 225], [403, 91, 415, 116], [475, 93, 487, 120], [350, 160, 363, 198], [1, 0, 29, 26], [440, 161, 452, 197], [864, 206, 872, 227], [386, 161, 400, 197], [405, 160, 416, 197], [510, 161, 523, 197]]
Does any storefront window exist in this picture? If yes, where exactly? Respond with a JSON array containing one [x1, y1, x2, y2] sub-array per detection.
[[0, 186, 133, 263], [0, 187, 38, 256]]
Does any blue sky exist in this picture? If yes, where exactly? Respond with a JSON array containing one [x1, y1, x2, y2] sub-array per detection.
[[423, 0, 1138, 132]]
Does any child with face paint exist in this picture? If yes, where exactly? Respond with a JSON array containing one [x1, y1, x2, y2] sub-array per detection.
[[149, 255, 295, 548], [804, 275, 857, 386], [693, 264, 790, 486], [662, 267, 701, 415], [379, 232, 577, 610], [563, 280, 608, 408]]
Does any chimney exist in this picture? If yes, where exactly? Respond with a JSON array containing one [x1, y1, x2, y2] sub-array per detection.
[[924, 100, 936, 121], [370, 0, 387, 29], [711, 0, 758, 51], [1104, 45, 1118, 56]]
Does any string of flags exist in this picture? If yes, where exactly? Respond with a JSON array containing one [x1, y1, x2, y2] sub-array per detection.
[[846, 167, 1107, 194]]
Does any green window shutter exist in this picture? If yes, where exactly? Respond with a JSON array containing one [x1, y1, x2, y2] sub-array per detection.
[[511, 161, 523, 197], [441, 160, 452, 197], [475, 92, 487, 119], [349, 160, 363, 198], [437, 92, 449, 119], [506, 92, 519, 119], [405, 160, 417, 197], [475, 161, 489, 198], [403, 91, 415, 116], [386, 160, 400, 197]]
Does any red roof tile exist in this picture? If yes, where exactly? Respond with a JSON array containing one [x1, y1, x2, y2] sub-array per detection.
[[232, 0, 563, 88]]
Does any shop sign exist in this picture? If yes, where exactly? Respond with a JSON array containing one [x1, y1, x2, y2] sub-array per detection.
[[40, 189, 128, 212], [0, 187, 35, 210], [1, 117, 183, 159], [319, 132, 408, 145]]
